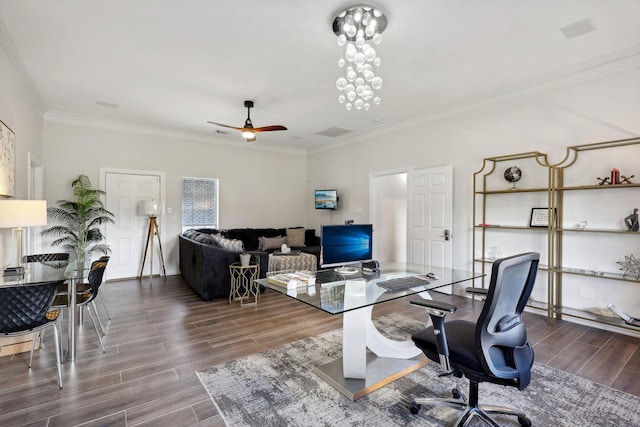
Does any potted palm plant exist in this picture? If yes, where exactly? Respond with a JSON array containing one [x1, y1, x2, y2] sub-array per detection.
[[41, 175, 115, 277]]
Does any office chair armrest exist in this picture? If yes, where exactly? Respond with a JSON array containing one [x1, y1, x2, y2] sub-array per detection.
[[410, 299, 457, 371], [410, 299, 457, 315], [466, 287, 488, 296]]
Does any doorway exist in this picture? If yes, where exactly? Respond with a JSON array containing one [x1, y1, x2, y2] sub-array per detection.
[[102, 169, 164, 279], [370, 165, 453, 268]]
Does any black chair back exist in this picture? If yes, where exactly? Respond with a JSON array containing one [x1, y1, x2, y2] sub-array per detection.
[[86, 265, 107, 302], [476, 252, 539, 388], [22, 253, 69, 269], [0, 282, 59, 334]]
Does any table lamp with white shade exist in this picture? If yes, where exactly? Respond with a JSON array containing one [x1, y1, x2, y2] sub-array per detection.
[[0, 199, 47, 272]]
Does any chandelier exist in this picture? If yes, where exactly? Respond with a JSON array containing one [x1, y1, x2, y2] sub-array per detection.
[[332, 5, 387, 111]]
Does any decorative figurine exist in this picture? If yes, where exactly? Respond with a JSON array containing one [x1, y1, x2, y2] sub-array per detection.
[[503, 166, 521, 190], [625, 208, 639, 232], [611, 168, 620, 185], [596, 176, 611, 185], [617, 254, 640, 280], [620, 174, 635, 184]]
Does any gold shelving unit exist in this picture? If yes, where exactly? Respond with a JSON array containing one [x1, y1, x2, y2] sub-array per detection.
[[551, 137, 640, 330], [472, 151, 553, 322]]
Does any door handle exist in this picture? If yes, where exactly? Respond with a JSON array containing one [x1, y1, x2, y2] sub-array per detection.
[[441, 230, 451, 241]]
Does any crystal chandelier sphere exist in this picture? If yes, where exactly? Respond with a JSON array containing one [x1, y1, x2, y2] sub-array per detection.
[[333, 5, 387, 111]]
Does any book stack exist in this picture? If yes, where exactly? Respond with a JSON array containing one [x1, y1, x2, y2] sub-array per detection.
[[267, 271, 316, 289]]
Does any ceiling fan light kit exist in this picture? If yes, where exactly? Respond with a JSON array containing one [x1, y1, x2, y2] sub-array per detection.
[[207, 100, 287, 142], [333, 5, 387, 111]]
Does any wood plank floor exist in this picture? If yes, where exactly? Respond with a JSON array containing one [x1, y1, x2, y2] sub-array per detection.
[[1, 274, 639, 426]]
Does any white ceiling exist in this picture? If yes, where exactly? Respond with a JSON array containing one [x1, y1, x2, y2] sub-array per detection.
[[1, 0, 639, 153]]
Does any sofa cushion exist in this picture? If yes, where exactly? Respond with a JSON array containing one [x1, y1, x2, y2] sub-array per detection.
[[193, 232, 215, 245], [225, 228, 258, 251], [255, 228, 282, 239], [183, 229, 200, 240], [261, 235, 287, 250], [211, 234, 244, 252], [286, 227, 306, 247]]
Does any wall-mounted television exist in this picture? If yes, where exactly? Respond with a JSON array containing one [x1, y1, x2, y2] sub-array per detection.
[[315, 189, 338, 210], [321, 224, 373, 274]]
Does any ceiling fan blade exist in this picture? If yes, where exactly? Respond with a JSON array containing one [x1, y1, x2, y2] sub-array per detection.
[[253, 125, 288, 133], [207, 121, 243, 131]]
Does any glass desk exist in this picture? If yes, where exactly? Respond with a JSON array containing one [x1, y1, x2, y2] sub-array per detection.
[[1, 264, 85, 361], [257, 262, 484, 400]]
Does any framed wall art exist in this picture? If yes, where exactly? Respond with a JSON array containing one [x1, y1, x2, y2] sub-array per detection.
[[529, 207, 555, 228], [0, 119, 15, 197]]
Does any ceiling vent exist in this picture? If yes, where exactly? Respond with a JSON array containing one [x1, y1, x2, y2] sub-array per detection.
[[315, 127, 353, 138], [560, 18, 597, 40], [95, 100, 119, 109]]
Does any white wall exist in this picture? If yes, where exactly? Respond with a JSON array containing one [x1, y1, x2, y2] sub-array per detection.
[[306, 64, 640, 272], [0, 41, 44, 267], [42, 117, 308, 275]]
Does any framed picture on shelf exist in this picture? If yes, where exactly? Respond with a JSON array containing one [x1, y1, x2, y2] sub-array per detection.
[[0, 119, 16, 197], [530, 207, 555, 227]]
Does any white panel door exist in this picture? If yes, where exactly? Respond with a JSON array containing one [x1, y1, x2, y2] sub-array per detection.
[[105, 172, 161, 279], [407, 166, 453, 268]]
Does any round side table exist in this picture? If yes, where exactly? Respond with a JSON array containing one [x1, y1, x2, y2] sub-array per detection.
[[229, 262, 260, 306]]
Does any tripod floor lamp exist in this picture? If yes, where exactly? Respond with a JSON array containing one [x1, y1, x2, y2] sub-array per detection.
[[139, 200, 166, 280]]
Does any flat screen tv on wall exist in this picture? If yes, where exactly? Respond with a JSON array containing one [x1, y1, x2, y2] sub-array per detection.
[[315, 189, 338, 210]]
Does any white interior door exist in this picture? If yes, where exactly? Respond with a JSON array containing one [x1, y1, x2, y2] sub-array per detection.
[[407, 166, 453, 268], [104, 172, 162, 279]]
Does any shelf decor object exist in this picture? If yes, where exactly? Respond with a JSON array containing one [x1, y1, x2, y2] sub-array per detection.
[[503, 166, 522, 190], [625, 208, 639, 232], [617, 254, 640, 280], [530, 208, 554, 228]]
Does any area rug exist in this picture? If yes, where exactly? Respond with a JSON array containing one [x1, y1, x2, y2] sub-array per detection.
[[196, 314, 640, 426]]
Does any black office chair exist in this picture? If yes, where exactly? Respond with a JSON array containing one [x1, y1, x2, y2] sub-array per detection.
[[409, 252, 539, 427], [0, 282, 64, 388]]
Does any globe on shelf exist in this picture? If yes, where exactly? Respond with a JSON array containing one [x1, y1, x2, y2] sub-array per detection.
[[504, 166, 522, 190]]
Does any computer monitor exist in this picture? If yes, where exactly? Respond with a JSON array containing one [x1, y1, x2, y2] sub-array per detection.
[[320, 224, 373, 274]]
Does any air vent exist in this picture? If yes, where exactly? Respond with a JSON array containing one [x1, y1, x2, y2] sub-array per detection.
[[315, 127, 353, 138], [560, 18, 596, 40], [95, 100, 119, 109]]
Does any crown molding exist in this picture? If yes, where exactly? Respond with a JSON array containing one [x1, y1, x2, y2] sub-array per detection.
[[0, 20, 46, 115], [308, 45, 640, 155], [44, 110, 308, 156]]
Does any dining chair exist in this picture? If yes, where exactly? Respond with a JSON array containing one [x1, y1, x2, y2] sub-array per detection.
[[52, 264, 108, 353], [0, 281, 64, 388]]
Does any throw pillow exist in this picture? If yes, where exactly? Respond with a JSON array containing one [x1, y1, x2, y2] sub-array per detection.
[[261, 235, 287, 250], [286, 227, 306, 247], [211, 233, 244, 253], [194, 233, 214, 245]]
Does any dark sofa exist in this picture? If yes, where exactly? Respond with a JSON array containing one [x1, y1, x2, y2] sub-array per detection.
[[179, 227, 320, 301]]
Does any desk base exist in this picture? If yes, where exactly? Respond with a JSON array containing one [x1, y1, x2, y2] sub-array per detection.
[[312, 351, 428, 401]]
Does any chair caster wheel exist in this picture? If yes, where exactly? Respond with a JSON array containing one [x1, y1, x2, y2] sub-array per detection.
[[518, 416, 531, 427], [410, 403, 421, 414], [451, 388, 461, 399]]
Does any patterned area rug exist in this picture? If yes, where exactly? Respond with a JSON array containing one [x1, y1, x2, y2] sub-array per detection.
[[196, 314, 640, 426]]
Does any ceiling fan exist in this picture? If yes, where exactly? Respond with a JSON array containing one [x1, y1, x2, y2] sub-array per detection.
[[207, 100, 287, 142]]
